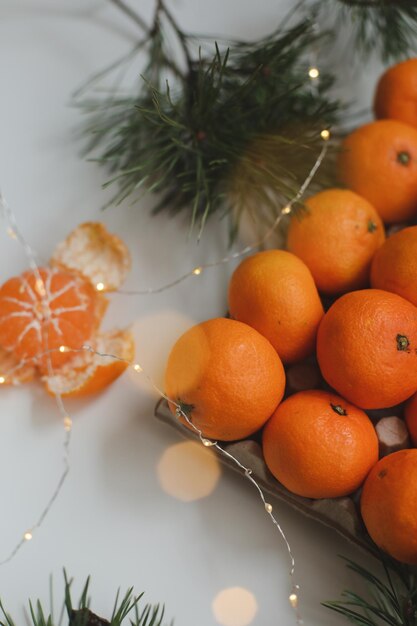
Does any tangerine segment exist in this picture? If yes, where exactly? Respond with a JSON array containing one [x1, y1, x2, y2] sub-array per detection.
[[51, 222, 131, 292], [0, 346, 36, 385], [263, 390, 378, 499], [361, 449, 417, 564], [44, 328, 134, 397], [317, 289, 417, 409], [228, 250, 324, 363], [0, 267, 99, 368], [287, 189, 385, 295], [370, 226, 417, 307], [165, 318, 285, 441], [405, 392, 417, 447], [338, 120, 417, 223]]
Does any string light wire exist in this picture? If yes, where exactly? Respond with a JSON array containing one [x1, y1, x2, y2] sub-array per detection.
[[0, 131, 329, 621], [115, 137, 329, 297], [0, 192, 72, 565]]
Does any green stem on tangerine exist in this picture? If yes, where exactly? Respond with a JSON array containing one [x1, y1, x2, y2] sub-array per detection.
[[397, 151, 411, 166], [330, 403, 347, 416], [396, 334, 410, 351]]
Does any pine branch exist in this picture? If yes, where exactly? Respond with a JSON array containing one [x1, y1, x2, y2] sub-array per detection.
[[0, 572, 171, 626], [323, 555, 417, 626], [78, 14, 339, 238], [318, 0, 417, 61]]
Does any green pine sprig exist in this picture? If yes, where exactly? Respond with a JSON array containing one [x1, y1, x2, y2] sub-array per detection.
[[78, 0, 417, 237], [0, 571, 169, 626], [78, 3, 339, 238], [319, 0, 417, 62], [323, 555, 417, 626]]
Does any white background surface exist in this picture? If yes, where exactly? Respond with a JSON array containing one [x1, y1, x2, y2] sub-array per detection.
[[0, 2, 385, 625]]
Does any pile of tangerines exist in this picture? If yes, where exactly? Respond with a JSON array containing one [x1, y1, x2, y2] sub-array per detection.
[[165, 59, 417, 566]]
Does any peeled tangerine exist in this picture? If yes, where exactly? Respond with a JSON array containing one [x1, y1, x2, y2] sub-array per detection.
[[228, 250, 324, 364], [317, 289, 417, 409], [263, 390, 378, 499], [164, 317, 285, 441], [361, 449, 417, 564], [0, 221, 133, 396], [44, 328, 134, 397]]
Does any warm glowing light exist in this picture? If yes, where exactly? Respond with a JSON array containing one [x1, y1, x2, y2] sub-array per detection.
[[133, 363, 143, 372], [212, 587, 258, 626], [192, 267, 202, 276], [265, 502, 273, 513], [308, 67, 320, 79], [202, 438, 216, 447], [289, 593, 298, 609], [59, 345, 69, 353], [24, 531, 33, 541], [281, 205, 291, 215], [157, 441, 221, 502], [0, 376, 5, 385], [320, 129, 330, 141], [63, 416, 72, 432], [96, 282, 105, 291]]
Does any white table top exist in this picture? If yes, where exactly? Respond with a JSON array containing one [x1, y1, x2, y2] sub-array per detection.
[[0, 2, 383, 624]]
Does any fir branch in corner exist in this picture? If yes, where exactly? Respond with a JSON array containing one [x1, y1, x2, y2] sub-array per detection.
[[323, 555, 417, 626], [0, 571, 169, 626]]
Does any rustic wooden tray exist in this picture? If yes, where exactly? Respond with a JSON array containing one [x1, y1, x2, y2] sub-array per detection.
[[154, 398, 379, 556]]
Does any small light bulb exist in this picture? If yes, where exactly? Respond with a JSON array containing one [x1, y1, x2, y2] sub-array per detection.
[[202, 438, 215, 447], [308, 67, 320, 79], [265, 503, 273, 514], [282, 205, 291, 215], [133, 363, 143, 373], [24, 531, 33, 542], [192, 267, 202, 276], [63, 416, 72, 432], [96, 282, 105, 292], [59, 345, 68, 353], [289, 593, 298, 609], [7, 227, 17, 239], [321, 129, 330, 141], [0, 376, 5, 385]]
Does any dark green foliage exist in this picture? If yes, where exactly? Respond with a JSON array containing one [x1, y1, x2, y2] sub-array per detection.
[[0, 571, 169, 626], [78, 1, 339, 238], [328, 0, 417, 62], [323, 556, 417, 625], [78, 0, 417, 237]]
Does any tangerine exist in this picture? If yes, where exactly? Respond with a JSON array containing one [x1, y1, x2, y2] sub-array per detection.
[[374, 59, 417, 128], [164, 317, 285, 441], [287, 188, 385, 294], [361, 449, 417, 564], [405, 392, 417, 447], [371, 226, 417, 307], [262, 390, 378, 498], [338, 120, 417, 223], [228, 250, 324, 363], [317, 289, 417, 409], [0, 267, 101, 369]]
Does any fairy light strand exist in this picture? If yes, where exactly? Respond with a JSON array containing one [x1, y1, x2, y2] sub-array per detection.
[[0, 192, 72, 566], [0, 130, 329, 620], [115, 136, 330, 297]]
